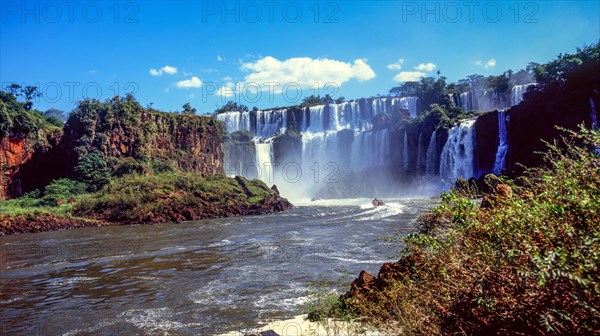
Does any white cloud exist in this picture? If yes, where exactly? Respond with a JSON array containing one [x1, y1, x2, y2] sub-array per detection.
[[176, 76, 202, 88], [240, 56, 376, 91], [475, 59, 497, 69], [393, 71, 425, 82], [223, 76, 233, 81], [216, 82, 237, 97], [217, 55, 224, 61], [149, 65, 178, 76], [414, 63, 436, 72], [387, 59, 405, 70]]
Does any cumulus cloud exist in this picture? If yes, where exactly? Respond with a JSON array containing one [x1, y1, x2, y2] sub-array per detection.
[[149, 65, 178, 76], [414, 62, 436, 72], [393, 71, 425, 82], [476, 59, 497, 69], [217, 55, 224, 61], [387, 59, 405, 70], [216, 82, 237, 97], [240, 56, 376, 91], [176, 76, 202, 88]]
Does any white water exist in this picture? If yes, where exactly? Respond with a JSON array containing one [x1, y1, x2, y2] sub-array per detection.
[[590, 97, 599, 130], [439, 119, 476, 183], [510, 83, 536, 106], [460, 92, 470, 111], [350, 129, 390, 171], [425, 130, 437, 177], [255, 141, 274, 184], [416, 132, 423, 177], [402, 130, 409, 173], [493, 110, 509, 175]]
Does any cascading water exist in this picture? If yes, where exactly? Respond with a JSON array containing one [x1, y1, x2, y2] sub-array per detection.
[[402, 130, 409, 173], [460, 92, 470, 111], [425, 130, 437, 177], [590, 97, 598, 130], [493, 110, 509, 175], [350, 129, 390, 172], [510, 83, 536, 106], [255, 141, 274, 184], [439, 119, 476, 183], [416, 132, 423, 177], [393, 97, 419, 118]]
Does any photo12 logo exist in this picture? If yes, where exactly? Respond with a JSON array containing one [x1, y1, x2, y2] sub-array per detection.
[[200, 1, 340, 23], [400, 1, 539, 23], [2, 81, 140, 104], [1, 1, 140, 23]]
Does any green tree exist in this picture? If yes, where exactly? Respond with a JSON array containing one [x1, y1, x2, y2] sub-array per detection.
[[74, 150, 111, 191], [214, 101, 249, 114], [182, 102, 197, 115]]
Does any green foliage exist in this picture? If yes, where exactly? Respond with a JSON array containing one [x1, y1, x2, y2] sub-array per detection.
[[485, 72, 511, 93], [181, 102, 197, 115], [0, 90, 60, 140], [336, 126, 600, 335], [299, 95, 325, 108], [41, 178, 88, 206], [74, 150, 111, 191], [74, 173, 278, 223], [214, 101, 249, 114], [0, 179, 88, 217]]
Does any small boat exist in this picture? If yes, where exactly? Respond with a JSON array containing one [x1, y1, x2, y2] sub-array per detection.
[[372, 198, 385, 207]]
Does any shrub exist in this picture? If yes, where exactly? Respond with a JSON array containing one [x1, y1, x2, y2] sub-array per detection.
[[74, 150, 111, 191], [40, 178, 88, 206], [335, 126, 600, 335]]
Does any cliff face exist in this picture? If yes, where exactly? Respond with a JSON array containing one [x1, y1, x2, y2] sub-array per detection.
[[0, 129, 64, 199], [0, 137, 33, 199], [474, 111, 499, 177], [63, 99, 225, 177], [0, 98, 226, 200]]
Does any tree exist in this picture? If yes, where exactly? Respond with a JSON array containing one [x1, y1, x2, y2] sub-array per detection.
[[214, 101, 249, 114], [299, 95, 325, 108], [323, 94, 334, 104], [182, 102, 197, 115], [74, 150, 111, 191], [335, 96, 345, 104]]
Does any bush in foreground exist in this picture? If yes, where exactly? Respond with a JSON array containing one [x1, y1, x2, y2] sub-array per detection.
[[330, 127, 599, 335]]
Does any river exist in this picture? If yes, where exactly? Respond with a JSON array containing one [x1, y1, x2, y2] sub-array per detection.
[[0, 198, 435, 335]]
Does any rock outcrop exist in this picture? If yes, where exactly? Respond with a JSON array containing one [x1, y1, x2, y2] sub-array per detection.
[[62, 99, 225, 177]]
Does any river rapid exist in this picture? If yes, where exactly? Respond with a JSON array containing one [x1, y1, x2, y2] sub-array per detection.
[[0, 198, 435, 335]]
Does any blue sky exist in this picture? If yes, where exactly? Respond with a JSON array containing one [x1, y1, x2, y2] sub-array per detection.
[[1, 1, 598, 114]]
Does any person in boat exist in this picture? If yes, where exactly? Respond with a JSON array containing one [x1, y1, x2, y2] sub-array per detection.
[[372, 198, 385, 206]]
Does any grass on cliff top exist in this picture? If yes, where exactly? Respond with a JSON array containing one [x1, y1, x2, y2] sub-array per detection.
[[320, 126, 600, 335], [74, 173, 276, 223]]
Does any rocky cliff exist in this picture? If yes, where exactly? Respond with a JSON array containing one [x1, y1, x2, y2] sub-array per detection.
[[63, 96, 225, 177]]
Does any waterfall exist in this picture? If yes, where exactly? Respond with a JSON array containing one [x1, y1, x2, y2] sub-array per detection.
[[217, 111, 251, 133], [255, 141, 274, 184], [590, 97, 599, 130], [425, 130, 437, 177], [439, 119, 476, 183], [350, 129, 390, 172], [394, 97, 419, 118], [511, 83, 536, 106], [492, 110, 509, 175], [220, 97, 416, 196], [416, 132, 423, 177], [402, 130, 409, 173], [460, 92, 470, 111]]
